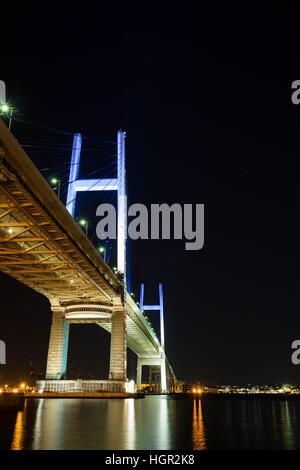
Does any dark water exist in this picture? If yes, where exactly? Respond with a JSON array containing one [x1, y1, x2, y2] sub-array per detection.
[[1, 395, 300, 450]]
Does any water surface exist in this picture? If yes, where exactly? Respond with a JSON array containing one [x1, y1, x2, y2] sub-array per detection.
[[1, 395, 300, 450]]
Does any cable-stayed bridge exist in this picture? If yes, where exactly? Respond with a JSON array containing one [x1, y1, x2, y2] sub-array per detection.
[[0, 119, 175, 393]]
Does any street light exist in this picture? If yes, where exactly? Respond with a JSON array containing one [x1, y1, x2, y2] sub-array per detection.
[[50, 177, 61, 198], [0, 104, 13, 131], [98, 246, 107, 262], [79, 219, 88, 236]]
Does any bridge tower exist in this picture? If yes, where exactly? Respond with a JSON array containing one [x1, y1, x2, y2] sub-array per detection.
[[137, 283, 167, 392], [45, 130, 127, 382], [65, 129, 127, 285]]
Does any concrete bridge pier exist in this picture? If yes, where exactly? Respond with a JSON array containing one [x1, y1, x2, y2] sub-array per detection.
[[45, 306, 69, 380], [136, 356, 167, 393], [109, 307, 127, 381], [166, 366, 176, 393], [45, 303, 128, 382]]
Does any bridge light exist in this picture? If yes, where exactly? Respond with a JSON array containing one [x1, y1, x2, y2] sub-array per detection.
[[79, 219, 88, 236], [98, 246, 105, 253], [0, 103, 13, 130], [113, 266, 117, 271], [50, 177, 61, 198], [20, 383, 25, 389], [7, 228, 13, 234]]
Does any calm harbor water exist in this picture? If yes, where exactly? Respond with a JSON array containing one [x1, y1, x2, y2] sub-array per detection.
[[0, 395, 300, 450]]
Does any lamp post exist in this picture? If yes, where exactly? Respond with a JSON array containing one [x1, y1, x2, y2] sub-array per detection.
[[1, 104, 13, 131], [50, 177, 61, 198], [79, 219, 88, 237], [98, 246, 107, 262]]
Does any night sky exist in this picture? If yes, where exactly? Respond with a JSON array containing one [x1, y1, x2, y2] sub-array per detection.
[[1, 5, 300, 386]]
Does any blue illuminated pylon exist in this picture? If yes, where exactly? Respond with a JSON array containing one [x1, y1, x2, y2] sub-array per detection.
[[66, 133, 82, 215], [65, 130, 127, 287], [140, 283, 165, 349], [140, 282, 166, 391]]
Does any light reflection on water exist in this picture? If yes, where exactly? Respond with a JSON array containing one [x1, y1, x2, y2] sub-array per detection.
[[192, 398, 206, 450], [10, 399, 27, 450], [4, 396, 300, 450], [10, 396, 177, 450]]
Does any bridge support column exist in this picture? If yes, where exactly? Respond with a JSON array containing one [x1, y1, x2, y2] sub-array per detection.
[[160, 357, 167, 393], [136, 357, 167, 392], [109, 307, 127, 381], [149, 368, 153, 390], [137, 357, 142, 391], [45, 307, 69, 380]]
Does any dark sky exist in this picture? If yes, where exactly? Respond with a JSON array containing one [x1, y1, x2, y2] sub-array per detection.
[[1, 4, 300, 386]]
